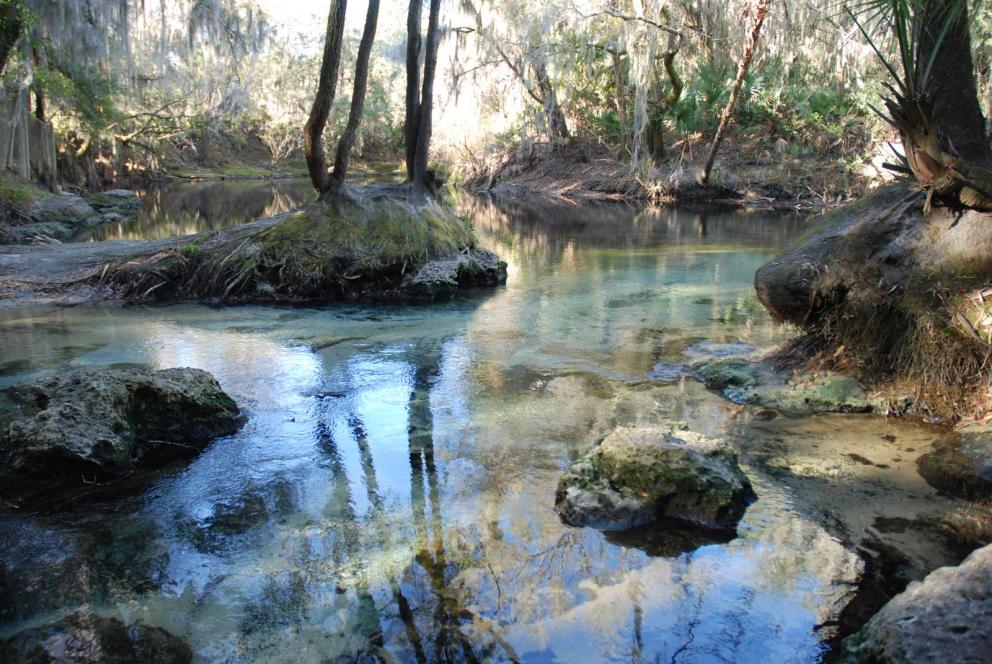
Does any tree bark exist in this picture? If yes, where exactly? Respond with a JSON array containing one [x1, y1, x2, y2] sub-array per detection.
[[412, 0, 441, 194], [404, 0, 424, 181], [304, 0, 348, 196], [530, 57, 570, 145], [917, 0, 990, 167], [700, 0, 770, 186], [331, 0, 381, 186], [885, 0, 992, 209], [0, 2, 22, 76]]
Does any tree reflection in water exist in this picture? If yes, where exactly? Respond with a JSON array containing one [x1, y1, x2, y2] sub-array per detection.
[[315, 348, 521, 663]]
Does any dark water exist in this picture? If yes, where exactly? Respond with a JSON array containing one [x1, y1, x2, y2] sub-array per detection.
[[2, 190, 947, 662], [72, 178, 316, 242]]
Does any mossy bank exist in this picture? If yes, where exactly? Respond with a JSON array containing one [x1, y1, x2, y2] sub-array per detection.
[[0, 185, 508, 306]]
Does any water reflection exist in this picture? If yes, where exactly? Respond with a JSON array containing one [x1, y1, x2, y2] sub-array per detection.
[[72, 178, 316, 242], [0, 196, 885, 662]]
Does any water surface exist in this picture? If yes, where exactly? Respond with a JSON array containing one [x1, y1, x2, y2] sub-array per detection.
[[0, 195, 953, 662]]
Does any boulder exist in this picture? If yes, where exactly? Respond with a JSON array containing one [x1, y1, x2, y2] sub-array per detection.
[[555, 426, 754, 531], [696, 357, 876, 414], [89, 190, 142, 215], [0, 610, 192, 663], [31, 193, 98, 226], [1, 367, 244, 483], [842, 543, 992, 663]]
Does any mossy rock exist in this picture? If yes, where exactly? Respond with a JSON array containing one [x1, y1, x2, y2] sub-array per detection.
[[0, 367, 244, 488], [695, 357, 876, 414], [555, 426, 754, 531]]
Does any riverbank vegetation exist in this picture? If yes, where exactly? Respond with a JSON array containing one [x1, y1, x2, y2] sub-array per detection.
[[2, 0, 988, 203]]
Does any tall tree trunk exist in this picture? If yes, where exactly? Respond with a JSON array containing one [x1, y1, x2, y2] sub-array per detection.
[[700, 0, 770, 186], [530, 58, 570, 145], [404, 0, 424, 182], [610, 50, 629, 154], [304, 0, 348, 196], [881, 0, 992, 209], [0, 2, 21, 76], [918, 0, 990, 167], [32, 45, 46, 122], [412, 0, 441, 194], [331, 0, 381, 186]]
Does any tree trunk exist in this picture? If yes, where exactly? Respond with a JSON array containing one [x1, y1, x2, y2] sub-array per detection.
[[700, 0, 770, 186], [412, 0, 441, 194], [610, 50, 629, 154], [0, 3, 22, 76], [304, 0, 348, 196], [894, 0, 992, 209], [646, 40, 684, 165], [530, 58, 570, 145], [331, 0, 381, 187], [918, 0, 990, 167], [32, 45, 46, 122], [404, 0, 424, 182]]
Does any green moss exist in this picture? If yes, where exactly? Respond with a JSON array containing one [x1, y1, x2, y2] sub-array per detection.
[[253, 195, 475, 289], [0, 173, 49, 215], [219, 165, 273, 178]]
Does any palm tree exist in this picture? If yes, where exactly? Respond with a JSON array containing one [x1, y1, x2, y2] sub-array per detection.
[[849, 0, 992, 210]]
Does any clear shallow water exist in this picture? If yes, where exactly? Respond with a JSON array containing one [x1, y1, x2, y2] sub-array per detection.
[[0, 196, 915, 662]]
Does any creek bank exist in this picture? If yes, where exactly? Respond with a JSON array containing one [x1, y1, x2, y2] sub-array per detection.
[[0, 610, 192, 663], [462, 134, 876, 209], [841, 542, 992, 663], [1, 189, 143, 245], [555, 425, 754, 531], [755, 184, 992, 421], [0, 185, 507, 306], [0, 367, 244, 495]]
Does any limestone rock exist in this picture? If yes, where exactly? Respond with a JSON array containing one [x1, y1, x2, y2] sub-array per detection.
[[31, 193, 98, 226], [402, 249, 508, 297], [555, 426, 754, 531], [842, 543, 992, 663], [1, 367, 244, 483]]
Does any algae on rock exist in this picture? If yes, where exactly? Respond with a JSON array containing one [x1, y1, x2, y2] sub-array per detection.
[[555, 425, 754, 532]]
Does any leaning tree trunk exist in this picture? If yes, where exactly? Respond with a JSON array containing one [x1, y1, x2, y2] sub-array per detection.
[[890, 0, 992, 210], [412, 0, 442, 195], [331, 0, 382, 186], [304, 0, 348, 196], [404, 0, 424, 182], [700, 0, 770, 186]]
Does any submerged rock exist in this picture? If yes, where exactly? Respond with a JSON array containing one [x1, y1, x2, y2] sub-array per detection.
[[555, 426, 754, 531], [695, 357, 876, 414], [842, 543, 992, 663], [918, 424, 992, 500], [0, 610, 192, 663], [0, 367, 244, 484]]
